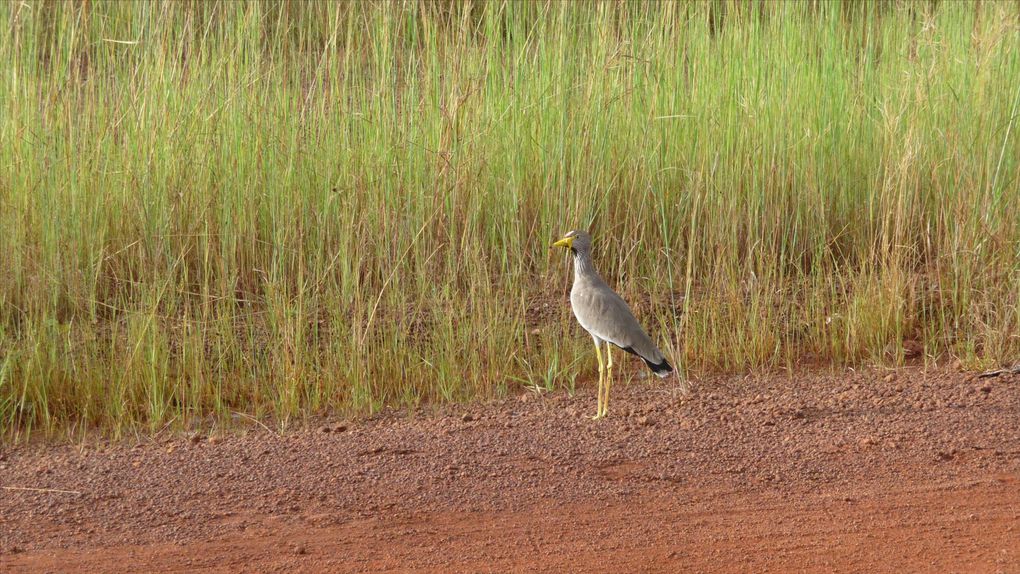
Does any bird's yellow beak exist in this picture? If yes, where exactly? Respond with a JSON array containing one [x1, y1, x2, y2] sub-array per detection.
[[551, 236, 575, 250]]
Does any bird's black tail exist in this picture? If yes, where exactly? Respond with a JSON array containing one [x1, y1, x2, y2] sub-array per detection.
[[619, 345, 674, 378], [643, 357, 673, 378]]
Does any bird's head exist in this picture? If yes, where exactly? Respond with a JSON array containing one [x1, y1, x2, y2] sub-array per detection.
[[551, 230, 592, 254]]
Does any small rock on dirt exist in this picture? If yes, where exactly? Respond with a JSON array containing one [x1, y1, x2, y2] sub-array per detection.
[[462, 413, 475, 422]]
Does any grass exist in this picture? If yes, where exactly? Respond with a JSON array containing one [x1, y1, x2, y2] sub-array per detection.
[[1, 0, 1018, 440]]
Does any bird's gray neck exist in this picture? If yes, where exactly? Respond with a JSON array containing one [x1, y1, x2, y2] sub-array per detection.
[[572, 250, 601, 282]]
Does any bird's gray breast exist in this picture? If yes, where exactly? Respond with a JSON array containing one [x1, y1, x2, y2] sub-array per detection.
[[569, 286, 599, 335]]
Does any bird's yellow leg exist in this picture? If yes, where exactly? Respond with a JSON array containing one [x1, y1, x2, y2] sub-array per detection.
[[603, 344, 613, 417], [592, 340, 605, 420]]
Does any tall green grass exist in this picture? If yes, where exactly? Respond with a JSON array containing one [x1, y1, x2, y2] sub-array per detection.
[[2, 1, 1018, 439]]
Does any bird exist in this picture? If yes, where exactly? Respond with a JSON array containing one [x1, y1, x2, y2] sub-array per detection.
[[551, 230, 673, 419]]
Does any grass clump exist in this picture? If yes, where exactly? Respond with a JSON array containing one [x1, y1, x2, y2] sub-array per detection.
[[1, 1, 1018, 439]]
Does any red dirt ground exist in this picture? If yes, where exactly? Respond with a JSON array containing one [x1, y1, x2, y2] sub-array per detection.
[[2, 367, 1019, 573]]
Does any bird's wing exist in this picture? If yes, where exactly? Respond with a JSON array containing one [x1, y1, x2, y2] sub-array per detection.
[[572, 285, 665, 364]]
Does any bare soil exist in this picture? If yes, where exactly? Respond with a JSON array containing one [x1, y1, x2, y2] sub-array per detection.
[[2, 367, 1019, 573]]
